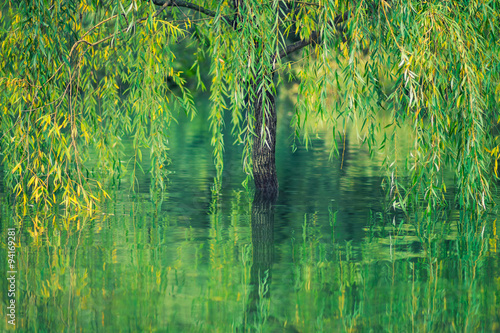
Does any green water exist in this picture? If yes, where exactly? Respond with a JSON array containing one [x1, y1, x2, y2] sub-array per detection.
[[1, 96, 500, 332]]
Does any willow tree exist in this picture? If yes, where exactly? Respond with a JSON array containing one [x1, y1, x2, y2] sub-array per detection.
[[0, 0, 499, 211]]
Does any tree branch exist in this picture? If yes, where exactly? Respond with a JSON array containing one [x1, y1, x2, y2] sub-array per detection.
[[149, 1, 349, 59], [279, 31, 318, 58], [279, 11, 349, 59], [152, 0, 217, 18]]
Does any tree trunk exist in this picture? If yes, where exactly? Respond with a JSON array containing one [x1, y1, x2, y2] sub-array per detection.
[[252, 84, 279, 194]]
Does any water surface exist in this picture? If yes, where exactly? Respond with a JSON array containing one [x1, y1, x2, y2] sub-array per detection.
[[1, 96, 499, 332]]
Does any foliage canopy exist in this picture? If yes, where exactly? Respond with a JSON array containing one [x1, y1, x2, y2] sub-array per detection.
[[1, 0, 499, 213]]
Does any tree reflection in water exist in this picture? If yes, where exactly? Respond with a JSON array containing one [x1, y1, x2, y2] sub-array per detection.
[[246, 190, 276, 330]]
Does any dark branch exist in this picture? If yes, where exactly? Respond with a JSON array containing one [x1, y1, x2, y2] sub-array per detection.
[[279, 11, 349, 59], [149, 1, 349, 58], [279, 31, 318, 58], [152, 0, 238, 27], [152, 0, 217, 18]]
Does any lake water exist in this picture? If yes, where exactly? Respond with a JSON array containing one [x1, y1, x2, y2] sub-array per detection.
[[1, 95, 499, 332]]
